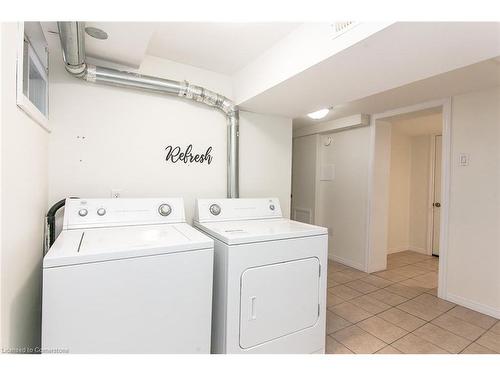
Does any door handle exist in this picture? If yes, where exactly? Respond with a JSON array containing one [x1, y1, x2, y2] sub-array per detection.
[[433, 202, 441, 207]]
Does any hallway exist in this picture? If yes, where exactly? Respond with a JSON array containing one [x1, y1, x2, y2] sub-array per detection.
[[326, 251, 500, 354]]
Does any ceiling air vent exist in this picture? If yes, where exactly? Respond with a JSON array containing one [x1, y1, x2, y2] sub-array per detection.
[[332, 22, 358, 39]]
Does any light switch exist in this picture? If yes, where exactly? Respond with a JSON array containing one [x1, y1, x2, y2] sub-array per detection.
[[459, 153, 469, 166]]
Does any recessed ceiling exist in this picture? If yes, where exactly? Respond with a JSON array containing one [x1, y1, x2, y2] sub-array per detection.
[[146, 23, 301, 74]]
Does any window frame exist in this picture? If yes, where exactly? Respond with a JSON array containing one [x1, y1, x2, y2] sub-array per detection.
[[16, 22, 50, 131]]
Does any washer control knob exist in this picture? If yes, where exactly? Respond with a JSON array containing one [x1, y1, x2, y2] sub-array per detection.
[[78, 208, 88, 217], [158, 204, 172, 217], [269, 204, 275, 211], [209, 204, 221, 216], [97, 208, 106, 216]]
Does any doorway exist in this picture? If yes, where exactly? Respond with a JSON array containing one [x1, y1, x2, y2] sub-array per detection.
[[367, 99, 451, 299], [384, 109, 443, 262]]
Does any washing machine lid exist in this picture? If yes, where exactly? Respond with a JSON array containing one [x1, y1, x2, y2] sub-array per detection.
[[44, 223, 213, 268], [194, 218, 327, 245]]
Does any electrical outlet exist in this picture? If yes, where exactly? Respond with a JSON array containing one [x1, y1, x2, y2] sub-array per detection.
[[111, 189, 121, 199]]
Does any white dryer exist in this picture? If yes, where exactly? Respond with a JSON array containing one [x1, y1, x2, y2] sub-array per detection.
[[194, 198, 328, 354], [42, 198, 214, 354]]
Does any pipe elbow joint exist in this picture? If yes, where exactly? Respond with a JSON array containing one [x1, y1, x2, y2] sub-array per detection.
[[64, 62, 88, 79]]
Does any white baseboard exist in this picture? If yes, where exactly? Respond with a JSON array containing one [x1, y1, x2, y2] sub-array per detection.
[[387, 246, 409, 254], [388, 246, 430, 255], [408, 246, 428, 255], [445, 293, 500, 319], [329, 254, 365, 272], [367, 262, 386, 273]]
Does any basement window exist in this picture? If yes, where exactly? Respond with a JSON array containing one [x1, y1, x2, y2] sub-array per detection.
[[16, 22, 49, 130]]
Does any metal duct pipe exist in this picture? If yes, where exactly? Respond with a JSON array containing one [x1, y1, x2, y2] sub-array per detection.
[[57, 22, 87, 77], [57, 21, 240, 198]]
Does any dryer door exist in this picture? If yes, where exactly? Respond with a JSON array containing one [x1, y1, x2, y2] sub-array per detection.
[[239, 257, 320, 349]]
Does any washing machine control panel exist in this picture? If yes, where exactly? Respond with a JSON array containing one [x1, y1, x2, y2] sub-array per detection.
[[64, 198, 186, 230], [195, 198, 282, 222]]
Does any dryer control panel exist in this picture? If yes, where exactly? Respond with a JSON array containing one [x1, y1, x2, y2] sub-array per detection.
[[63, 198, 186, 230], [195, 198, 282, 223]]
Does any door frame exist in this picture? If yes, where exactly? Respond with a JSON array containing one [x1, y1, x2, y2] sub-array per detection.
[[428, 134, 443, 256], [365, 98, 452, 300]]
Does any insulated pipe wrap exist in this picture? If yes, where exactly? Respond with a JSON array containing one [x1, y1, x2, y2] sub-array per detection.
[[85, 64, 97, 82]]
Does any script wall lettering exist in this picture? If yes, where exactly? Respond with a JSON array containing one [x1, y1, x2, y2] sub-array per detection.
[[165, 144, 213, 165]]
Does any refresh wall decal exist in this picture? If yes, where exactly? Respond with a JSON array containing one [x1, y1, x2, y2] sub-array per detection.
[[165, 144, 214, 165]]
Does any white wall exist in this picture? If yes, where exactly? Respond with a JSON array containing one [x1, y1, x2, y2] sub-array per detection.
[[367, 121, 392, 271], [387, 131, 432, 254], [445, 87, 500, 317], [239, 111, 292, 215], [409, 136, 431, 251], [291, 134, 318, 223], [0, 23, 49, 351], [47, 38, 293, 224], [317, 126, 371, 269], [387, 131, 412, 253]]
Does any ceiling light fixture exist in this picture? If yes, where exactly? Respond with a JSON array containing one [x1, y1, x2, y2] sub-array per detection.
[[307, 108, 330, 120]]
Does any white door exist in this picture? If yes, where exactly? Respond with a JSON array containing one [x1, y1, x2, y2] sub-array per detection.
[[239, 257, 320, 349], [432, 135, 442, 256]]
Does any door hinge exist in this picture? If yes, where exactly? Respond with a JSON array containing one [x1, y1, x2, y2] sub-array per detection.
[[318, 304, 321, 317]]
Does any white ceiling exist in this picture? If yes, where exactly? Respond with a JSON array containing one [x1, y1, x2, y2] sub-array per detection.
[[292, 57, 500, 128], [146, 23, 301, 74], [239, 22, 500, 121], [43, 22, 300, 72], [42, 22, 157, 69], [84, 22, 157, 68]]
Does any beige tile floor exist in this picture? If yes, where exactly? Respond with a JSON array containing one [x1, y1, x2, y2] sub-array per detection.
[[325, 251, 500, 354]]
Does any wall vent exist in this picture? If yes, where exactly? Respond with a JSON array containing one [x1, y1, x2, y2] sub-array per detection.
[[293, 207, 312, 224], [332, 22, 358, 39]]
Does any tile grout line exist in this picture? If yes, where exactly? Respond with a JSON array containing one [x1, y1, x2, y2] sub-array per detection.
[[328, 252, 498, 354], [327, 254, 448, 353]]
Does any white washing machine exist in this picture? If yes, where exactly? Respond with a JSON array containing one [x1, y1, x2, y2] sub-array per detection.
[[194, 198, 328, 354], [42, 198, 214, 354]]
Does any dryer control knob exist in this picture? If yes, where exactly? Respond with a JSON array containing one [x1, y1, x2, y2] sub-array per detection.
[[209, 204, 221, 216], [78, 208, 88, 217], [97, 208, 106, 216], [269, 204, 275, 211], [158, 204, 172, 217]]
